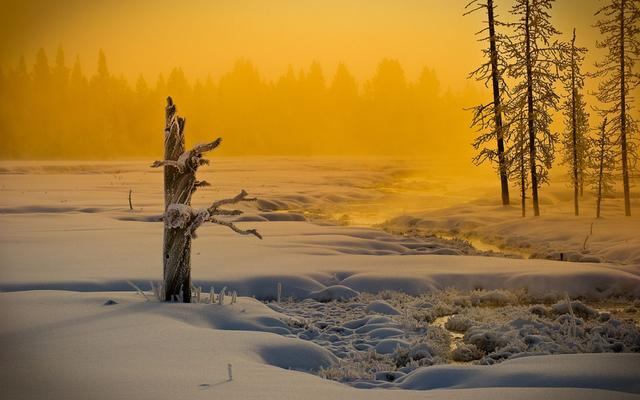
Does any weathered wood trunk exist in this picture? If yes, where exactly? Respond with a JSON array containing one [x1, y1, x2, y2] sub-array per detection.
[[163, 98, 196, 302], [154, 97, 261, 303]]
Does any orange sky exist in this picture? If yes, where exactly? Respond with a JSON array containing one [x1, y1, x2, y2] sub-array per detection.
[[1, 0, 605, 89]]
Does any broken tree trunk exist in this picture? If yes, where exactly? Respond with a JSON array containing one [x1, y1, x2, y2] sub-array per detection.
[[163, 98, 195, 302], [154, 97, 261, 303]]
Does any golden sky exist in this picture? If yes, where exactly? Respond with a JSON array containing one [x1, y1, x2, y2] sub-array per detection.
[[1, 0, 603, 88], [3, 0, 635, 164]]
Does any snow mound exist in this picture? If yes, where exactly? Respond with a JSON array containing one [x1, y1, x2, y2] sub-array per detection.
[[257, 340, 338, 371], [375, 339, 410, 354], [258, 212, 306, 221], [365, 300, 401, 315], [308, 285, 360, 302], [394, 353, 640, 394], [368, 327, 404, 339]]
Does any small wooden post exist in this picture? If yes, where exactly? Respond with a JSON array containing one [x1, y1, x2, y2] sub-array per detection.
[[153, 97, 261, 303]]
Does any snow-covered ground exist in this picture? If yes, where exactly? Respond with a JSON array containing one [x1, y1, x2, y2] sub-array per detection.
[[1, 158, 639, 399]]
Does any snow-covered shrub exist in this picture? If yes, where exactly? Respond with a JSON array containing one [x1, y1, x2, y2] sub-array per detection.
[[451, 343, 483, 362], [470, 289, 516, 306], [528, 304, 548, 317], [270, 289, 639, 386], [551, 300, 599, 319], [445, 315, 474, 333]]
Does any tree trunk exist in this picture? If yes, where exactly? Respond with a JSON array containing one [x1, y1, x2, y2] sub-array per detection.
[[596, 118, 607, 219], [487, 0, 510, 206], [597, 144, 604, 219], [163, 97, 196, 302], [571, 30, 579, 216], [620, 0, 631, 216], [521, 150, 526, 218], [524, 0, 540, 216]]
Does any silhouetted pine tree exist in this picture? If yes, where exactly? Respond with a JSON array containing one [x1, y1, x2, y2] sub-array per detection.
[[593, 0, 640, 216], [503, 0, 569, 216], [590, 118, 616, 218], [560, 29, 589, 216], [465, 0, 511, 206], [508, 110, 530, 217]]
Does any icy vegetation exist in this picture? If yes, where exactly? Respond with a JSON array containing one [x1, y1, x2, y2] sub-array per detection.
[[270, 289, 640, 386]]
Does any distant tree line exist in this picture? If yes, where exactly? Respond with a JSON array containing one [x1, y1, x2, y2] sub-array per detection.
[[0, 49, 480, 162], [466, 0, 639, 217]]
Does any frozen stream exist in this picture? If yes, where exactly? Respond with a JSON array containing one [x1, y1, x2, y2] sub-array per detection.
[[267, 290, 640, 386]]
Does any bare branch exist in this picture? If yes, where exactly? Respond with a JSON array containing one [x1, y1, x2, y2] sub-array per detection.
[[192, 138, 222, 154], [194, 180, 211, 188], [151, 159, 182, 170], [212, 209, 243, 216], [207, 189, 257, 213], [209, 217, 263, 239]]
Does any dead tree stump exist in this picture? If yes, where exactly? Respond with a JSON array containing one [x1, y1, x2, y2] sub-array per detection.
[[152, 97, 261, 303]]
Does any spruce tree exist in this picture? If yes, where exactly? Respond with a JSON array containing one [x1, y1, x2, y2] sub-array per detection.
[[503, 0, 569, 216], [593, 0, 640, 216], [465, 0, 511, 205], [560, 29, 589, 216]]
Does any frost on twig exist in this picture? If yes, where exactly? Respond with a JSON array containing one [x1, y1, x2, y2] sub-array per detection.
[[150, 137, 222, 173], [163, 190, 261, 239]]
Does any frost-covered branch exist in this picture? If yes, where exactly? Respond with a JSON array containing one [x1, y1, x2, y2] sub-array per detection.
[[207, 189, 257, 214], [151, 138, 222, 173], [163, 190, 261, 239], [209, 216, 263, 239]]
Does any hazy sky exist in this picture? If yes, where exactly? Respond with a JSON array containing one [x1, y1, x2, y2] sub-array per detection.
[[1, 0, 604, 88]]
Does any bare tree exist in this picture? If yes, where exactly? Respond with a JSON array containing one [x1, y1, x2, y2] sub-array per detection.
[[508, 110, 529, 217], [593, 0, 640, 217], [152, 97, 261, 303], [590, 118, 616, 218], [503, 0, 568, 216], [560, 29, 589, 216], [465, 0, 511, 206]]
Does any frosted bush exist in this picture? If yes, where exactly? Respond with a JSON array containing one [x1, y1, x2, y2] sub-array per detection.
[[269, 289, 639, 386], [528, 304, 548, 317], [551, 300, 599, 319], [451, 343, 483, 362], [445, 315, 474, 333], [470, 289, 516, 306]]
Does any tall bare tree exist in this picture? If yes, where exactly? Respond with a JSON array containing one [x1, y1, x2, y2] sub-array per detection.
[[508, 110, 530, 217], [590, 118, 616, 218], [593, 0, 640, 216], [465, 0, 511, 206], [503, 0, 568, 216], [560, 29, 589, 216]]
